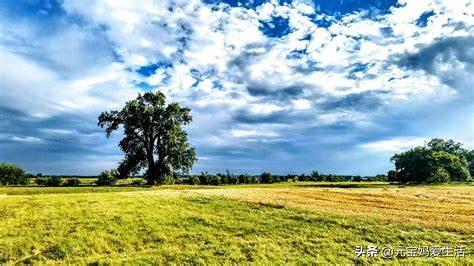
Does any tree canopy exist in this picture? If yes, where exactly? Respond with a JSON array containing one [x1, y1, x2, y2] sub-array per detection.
[[390, 138, 472, 183], [0, 163, 28, 185], [98, 91, 196, 184]]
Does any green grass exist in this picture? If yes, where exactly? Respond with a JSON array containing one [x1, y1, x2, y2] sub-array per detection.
[[0, 184, 472, 264]]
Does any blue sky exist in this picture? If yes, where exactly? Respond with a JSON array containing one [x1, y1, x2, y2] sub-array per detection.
[[0, 0, 473, 175]]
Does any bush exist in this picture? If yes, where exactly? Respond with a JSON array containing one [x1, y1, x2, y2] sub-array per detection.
[[35, 176, 63, 186], [131, 179, 145, 186], [47, 176, 63, 186], [0, 163, 28, 185], [326, 175, 347, 182], [35, 178, 47, 186], [188, 176, 200, 185], [161, 176, 176, 185], [373, 174, 388, 182], [64, 178, 80, 186], [208, 175, 221, 186], [352, 175, 363, 182], [298, 174, 309, 182], [96, 170, 118, 186]]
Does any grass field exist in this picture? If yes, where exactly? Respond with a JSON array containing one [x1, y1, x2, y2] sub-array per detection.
[[0, 182, 472, 264]]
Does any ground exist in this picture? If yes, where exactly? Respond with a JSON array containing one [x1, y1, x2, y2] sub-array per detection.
[[0, 182, 472, 264]]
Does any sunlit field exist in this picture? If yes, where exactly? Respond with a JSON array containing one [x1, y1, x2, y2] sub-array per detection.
[[0, 182, 472, 264]]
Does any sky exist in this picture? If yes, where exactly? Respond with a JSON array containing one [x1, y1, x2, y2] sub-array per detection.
[[0, 0, 473, 176]]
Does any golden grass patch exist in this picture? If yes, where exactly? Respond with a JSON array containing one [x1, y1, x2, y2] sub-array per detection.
[[188, 185, 474, 233]]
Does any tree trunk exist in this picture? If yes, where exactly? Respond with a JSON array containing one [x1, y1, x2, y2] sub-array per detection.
[[146, 147, 156, 185]]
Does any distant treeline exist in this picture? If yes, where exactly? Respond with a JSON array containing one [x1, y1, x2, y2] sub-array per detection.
[[165, 171, 388, 185], [23, 171, 387, 187]]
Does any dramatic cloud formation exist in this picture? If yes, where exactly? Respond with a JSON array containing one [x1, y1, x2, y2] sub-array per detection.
[[1, 0, 473, 175]]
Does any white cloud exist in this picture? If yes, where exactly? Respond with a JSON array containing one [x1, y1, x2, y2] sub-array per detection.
[[231, 128, 278, 138], [1, 0, 473, 174], [359, 137, 428, 153], [10, 136, 44, 144]]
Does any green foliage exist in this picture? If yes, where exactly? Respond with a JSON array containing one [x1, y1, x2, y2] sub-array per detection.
[[310, 171, 320, 181], [259, 172, 273, 184], [387, 170, 397, 182], [0, 163, 28, 185], [390, 138, 471, 184], [298, 173, 309, 182], [63, 178, 80, 186], [161, 176, 176, 185], [131, 179, 145, 186], [34, 176, 64, 186], [46, 176, 64, 187], [208, 175, 221, 186], [352, 176, 362, 182], [188, 176, 200, 185], [372, 174, 388, 182], [428, 168, 450, 183], [198, 172, 210, 185], [35, 178, 48, 186], [96, 170, 118, 186], [98, 91, 196, 185]]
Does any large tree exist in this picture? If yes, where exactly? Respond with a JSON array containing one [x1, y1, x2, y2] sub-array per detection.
[[390, 138, 471, 183], [98, 91, 196, 184]]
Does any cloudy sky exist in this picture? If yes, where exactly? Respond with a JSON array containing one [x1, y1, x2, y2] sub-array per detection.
[[0, 0, 473, 175]]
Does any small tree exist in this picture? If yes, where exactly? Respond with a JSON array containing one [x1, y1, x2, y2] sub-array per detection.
[[260, 172, 273, 184], [198, 172, 210, 185], [310, 171, 320, 181], [0, 163, 28, 185]]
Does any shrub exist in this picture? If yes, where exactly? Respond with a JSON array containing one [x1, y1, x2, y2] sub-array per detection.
[[208, 175, 221, 186], [35, 178, 48, 186], [326, 175, 347, 182], [373, 174, 388, 182], [352, 176, 363, 182], [188, 176, 200, 185], [47, 176, 63, 186], [161, 176, 175, 185], [131, 179, 145, 186], [96, 170, 118, 186], [64, 178, 80, 186], [0, 163, 28, 185], [298, 174, 309, 182]]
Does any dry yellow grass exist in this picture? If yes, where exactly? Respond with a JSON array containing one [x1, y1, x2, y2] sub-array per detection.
[[187, 185, 474, 234]]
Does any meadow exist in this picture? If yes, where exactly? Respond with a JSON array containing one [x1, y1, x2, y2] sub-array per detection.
[[0, 182, 472, 264]]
